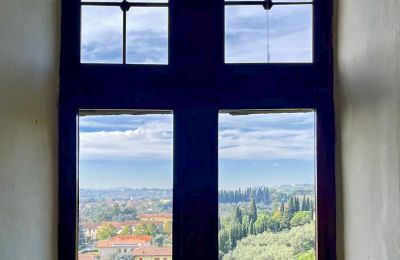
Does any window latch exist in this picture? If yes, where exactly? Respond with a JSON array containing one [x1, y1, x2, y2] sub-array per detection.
[[262, 0, 273, 10], [120, 0, 131, 12]]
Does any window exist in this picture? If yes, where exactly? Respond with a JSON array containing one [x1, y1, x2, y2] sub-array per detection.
[[77, 112, 173, 260], [218, 111, 316, 258], [224, 0, 313, 63], [81, 0, 169, 64], [59, 0, 335, 259]]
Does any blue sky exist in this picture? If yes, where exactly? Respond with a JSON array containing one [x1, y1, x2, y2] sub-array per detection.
[[80, 3, 312, 64], [79, 112, 315, 189]]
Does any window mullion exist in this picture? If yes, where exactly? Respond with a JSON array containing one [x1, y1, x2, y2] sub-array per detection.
[[174, 108, 218, 260], [171, 0, 224, 75]]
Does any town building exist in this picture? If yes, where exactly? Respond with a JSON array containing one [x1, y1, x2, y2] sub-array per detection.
[[97, 235, 152, 258], [132, 247, 172, 260]]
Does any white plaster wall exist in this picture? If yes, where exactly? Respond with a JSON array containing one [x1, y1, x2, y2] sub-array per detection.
[[0, 0, 59, 259], [335, 0, 400, 259]]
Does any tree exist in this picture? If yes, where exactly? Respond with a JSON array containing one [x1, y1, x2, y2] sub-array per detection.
[[309, 203, 314, 220], [112, 203, 120, 215], [152, 234, 168, 247], [249, 197, 257, 222], [298, 250, 315, 260], [280, 201, 285, 214], [96, 223, 117, 240], [163, 220, 172, 235], [222, 223, 315, 260], [119, 226, 133, 236], [133, 224, 157, 236], [295, 197, 300, 212], [301, 195, 308, 211], [232, 206, 243, 224], [287, 197, 295, 217], [290, 211, 312, 227]]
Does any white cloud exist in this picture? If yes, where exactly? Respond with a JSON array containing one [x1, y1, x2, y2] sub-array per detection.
[[79, 116, 173, 161], [219, 113, 315, 161], [79, 113, 314, 162]]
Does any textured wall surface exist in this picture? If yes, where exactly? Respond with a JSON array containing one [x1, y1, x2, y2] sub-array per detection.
[[0, 0, 59, 259], [335, 0, 400, 259]]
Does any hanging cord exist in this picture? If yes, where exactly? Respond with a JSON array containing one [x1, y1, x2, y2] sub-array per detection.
[[266, 9, 270, 63], [262, 0, 273, 63]]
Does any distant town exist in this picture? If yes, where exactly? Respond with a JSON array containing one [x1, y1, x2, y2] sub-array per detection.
[[78, 188, 173, 260]]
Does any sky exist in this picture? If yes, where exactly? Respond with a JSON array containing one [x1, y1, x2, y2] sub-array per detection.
[[79, 112, 315, 189], [80, 2, 312, 64]]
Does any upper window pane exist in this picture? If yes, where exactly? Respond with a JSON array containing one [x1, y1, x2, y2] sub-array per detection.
[[80, 1, 169, 64], [225, 4, 313, 63], [81, 6, 123, 63], [127, 7, 168, 64]]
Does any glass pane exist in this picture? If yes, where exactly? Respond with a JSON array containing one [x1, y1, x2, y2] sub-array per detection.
[[225, 5, 312, 63], [126, 7, 168, 64], [218, 111, 316, 260], [81, 6, 123, 63], [78, 113, 173, 260]]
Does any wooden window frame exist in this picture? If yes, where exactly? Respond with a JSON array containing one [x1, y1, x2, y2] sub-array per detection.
[[59, 0, 335, 259]]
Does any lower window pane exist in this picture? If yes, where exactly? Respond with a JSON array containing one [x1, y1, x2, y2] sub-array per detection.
[[218, 111, 316, 260], [78, 112, 173, 260]]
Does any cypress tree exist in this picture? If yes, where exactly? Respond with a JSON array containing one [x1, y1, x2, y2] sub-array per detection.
[[310, 202, 314, 220], [280, 200, 285, 214], [288, 197, 295, 216], [301, 195, 306, 211], [249, 197, 257, 222], [295, 197, 300, 212], [232, 206, 243, 224]]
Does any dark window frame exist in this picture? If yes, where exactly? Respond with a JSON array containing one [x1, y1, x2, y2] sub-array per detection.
[[59, 0, 335, 259]]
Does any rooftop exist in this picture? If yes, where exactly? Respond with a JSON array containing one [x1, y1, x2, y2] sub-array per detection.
[[97, 235, 152, 248], [132, 246, 172, 256]]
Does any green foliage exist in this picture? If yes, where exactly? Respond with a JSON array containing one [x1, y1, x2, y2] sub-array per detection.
[[152, 234, 170, 247], [219, 187, 270, 204], [290, 211, 312, 227], [119, 226, 133, 236], [96, 223, 117, 240], [280, 201, 285, 214], [163, 220, 172, 235], [80, 202, 138, 223], [249, 198, 257, 223], [294, 197, 300, 212], [133, 224, 157, 236], [297, 250, 315, 260], [232, 206, 243, 224], [223, 223, 315, 260]]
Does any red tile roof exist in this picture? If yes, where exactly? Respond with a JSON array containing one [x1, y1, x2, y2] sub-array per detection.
[[132, 247, 172, 256], [78, 253, 94, 260], [82, 223, 101, 229], [97, 235, 152, 248]]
